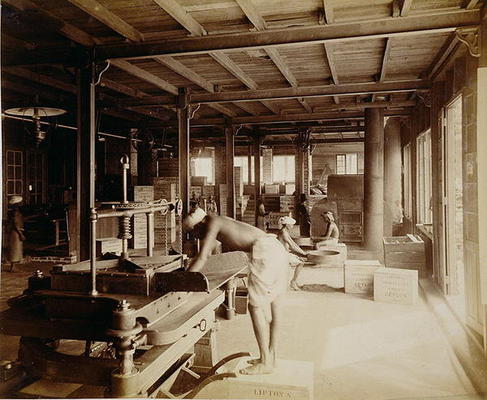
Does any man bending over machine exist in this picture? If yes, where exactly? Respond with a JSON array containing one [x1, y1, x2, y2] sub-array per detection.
[[183, 208, 289, 375]]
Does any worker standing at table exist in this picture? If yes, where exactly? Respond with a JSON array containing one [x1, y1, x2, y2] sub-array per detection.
[[183, 208, 288, 375]]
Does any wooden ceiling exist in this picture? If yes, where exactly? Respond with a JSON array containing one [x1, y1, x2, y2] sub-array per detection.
[[1, 0, 482, 143]]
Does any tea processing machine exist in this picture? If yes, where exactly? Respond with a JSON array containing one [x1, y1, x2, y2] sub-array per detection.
[[0, 189, 251, 397]]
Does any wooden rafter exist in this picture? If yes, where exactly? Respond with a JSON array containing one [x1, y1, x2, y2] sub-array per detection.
[[154, 56, 215, 93], [7, 10, 479, 66], [152, 0, 207, 36], [3, 67, 76, 93], [150, 108, 411, 128], [151, 0, 277, 116], [65, 0, 144, 42], [235, 0, 314, 113], [110, 60, 178, 94], [2, 0, 101, 46], [323, 0, 335, 24], [323, 42, 340, 104], [379, 38, 392, 82], [466, 0, 480, 9], [116, 80, 426, 106], [400, 0, 413, 17], [425, 32, 459, 79]]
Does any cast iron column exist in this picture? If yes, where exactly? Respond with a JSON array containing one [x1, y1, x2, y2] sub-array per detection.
[[178, 88, 190, 222], [225, 123, 236, 218], [364, 108, 384, 251], [383, 117, 402, 237], [76, 62, 96, 262], [254, 135, 262, 225]]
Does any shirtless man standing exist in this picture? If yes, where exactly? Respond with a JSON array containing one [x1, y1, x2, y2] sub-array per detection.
[[183, 208, 289, 375]]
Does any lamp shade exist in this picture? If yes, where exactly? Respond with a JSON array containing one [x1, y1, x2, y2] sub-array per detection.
[[5, 107, 66, 117]]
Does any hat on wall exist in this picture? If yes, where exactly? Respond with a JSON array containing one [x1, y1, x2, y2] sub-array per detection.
[[279, 216, 296, 226], [183, 207, 207, 232], [9, 196, 23, 205]]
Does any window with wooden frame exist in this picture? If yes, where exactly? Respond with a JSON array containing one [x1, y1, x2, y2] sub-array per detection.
[[416, 129, 433, 228], [403, 144, 412, 219], [336, 153, 358, 174], [272, 155, 295, 183], [193, 156, 215, 185], [6, 150, 23, 198]]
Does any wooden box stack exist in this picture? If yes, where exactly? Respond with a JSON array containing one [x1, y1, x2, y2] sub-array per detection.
[[131, 186, 154, 249], [374, 267, 418, 305], [265, 184, 280, 194], [234, 166, 243, 197], [383, 234, 426, 276], [202, 185, 215, 198], [285, 183, 296, 195], [279, 195, 295, 212], [344, 260, 382, 294], [267, 212, 291, 229], [153, 178, 177, 248], [157, 158, 178, 177], [191, 176, 207, 186], [218, 184, 227, 216]]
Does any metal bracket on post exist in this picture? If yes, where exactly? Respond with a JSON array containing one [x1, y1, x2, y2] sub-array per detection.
[[455, 28, 480, 58]]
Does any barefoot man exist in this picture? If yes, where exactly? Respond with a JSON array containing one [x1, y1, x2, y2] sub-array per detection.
[[183, 208, 289, 375]]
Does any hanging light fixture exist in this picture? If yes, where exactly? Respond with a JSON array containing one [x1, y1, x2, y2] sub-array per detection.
[[4, 106, 66, 145]]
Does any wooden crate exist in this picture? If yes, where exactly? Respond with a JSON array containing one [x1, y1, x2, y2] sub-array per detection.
[[374, 267, 418, 305], [195, 359, 313, 400], [344, 260, 382, 294], [383, 234, 425, 276]]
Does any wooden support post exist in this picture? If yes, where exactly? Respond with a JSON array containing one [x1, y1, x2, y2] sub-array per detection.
[[254, 135, 262, 226], [364, 108, 385, 251], [295, 143, 304, 197], [247, 145, 252, 185], [225, 123, 236, 218], [178, 88, 190, 222], [76, 62, 96, 262]]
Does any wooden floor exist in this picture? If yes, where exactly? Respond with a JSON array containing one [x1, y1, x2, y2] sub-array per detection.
[[0, 251, 485, 399]]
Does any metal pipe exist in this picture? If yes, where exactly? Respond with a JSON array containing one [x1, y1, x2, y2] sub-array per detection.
[[96, 203, 174, 219], [1, 113, 133, 140], [120, 155, 130, 204], [146, 212, 154, 257], [90, 208, 98, 296]]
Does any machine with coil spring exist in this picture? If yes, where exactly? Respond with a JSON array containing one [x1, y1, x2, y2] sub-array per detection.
[[0, 156, 250, 398]]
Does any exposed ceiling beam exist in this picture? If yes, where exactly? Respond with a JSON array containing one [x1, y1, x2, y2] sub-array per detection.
[[425, 32, 459, 79], [323, 42, 340, 104], [153, 55, 246, 116], [323, 0, 335, 24], [66, 0, 144, 42], [465, 0, 480, 9], [232, 102, 260, 116], [149, 108, 411, 128], [110, 59, 178, 95], [379, 38, 392, 82], [154, 56, 215, 92], [3, 67, 76, 93], [297, 98, 313, 113], [100, 79, 150, 99], [6, 10, 479, 66], [152, 0, 207, 36], [190, 81, 427, 104], [234, 0, 314, 113], [400, 0, 413, 17], [235, 0, 267, 30], [117, 80, 425, 106], [2, 0, 100, 47], [152, 0, 277, 115]]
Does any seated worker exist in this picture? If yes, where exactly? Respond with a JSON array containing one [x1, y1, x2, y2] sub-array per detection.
[[321, 211, 340, 246], [183, 208, 289, 375], [277, 216, 308, 291]]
